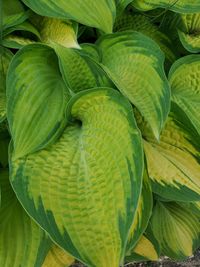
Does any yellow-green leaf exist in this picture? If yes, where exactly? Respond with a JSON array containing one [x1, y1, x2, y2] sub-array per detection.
[[0, 168, 50, 267], [169, 55, 200, 137], [32, 17, 80, 48], [178, 13, 200, 53], [126, 166, 153, 252], [10, 88, 143, 267], [150, 201, 200, 260], [42, 245, 74, 267], [114, 12, 177, 68], [53, 44, 113, 94], [21, 0, 116, 33], [97, 31, 170, 139], [6, 44, 70, 159], [0, 169, 74, 267], [126, 235, 159, 262], [132, 0, 200, 13], [144, 103, 200, 202]]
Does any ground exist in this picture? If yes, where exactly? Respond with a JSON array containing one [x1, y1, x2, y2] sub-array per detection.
[[71, 249, 200, 267]]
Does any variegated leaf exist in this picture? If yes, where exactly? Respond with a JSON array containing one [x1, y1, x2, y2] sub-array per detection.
[[10, 88, 143, 267], [169, 55, 200, 136], [144, 103, 200, 201], [126, 166, 153, 252], [97, 31, 170, 139], [21, 0, 116, 33], [132, 0, 200, 13], [6, 44, 70, 159], [150, 201, 200, 260]]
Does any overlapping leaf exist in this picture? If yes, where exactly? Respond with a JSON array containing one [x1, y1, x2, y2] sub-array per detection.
[[9, 88, 143, 267], [0, 168, 74, 267], [150, 201, 200, 260], [21, 0, 116, 33], [6, 44, 70, 159], [126, 167, 153, 252], [3, 0, 28, 31], [144, 103, 200, 201], [97, 31, 170, 139], [114, 12, 177, 68], [178, 13, 200, 53], [169, 55, 200, 136], [126, 235, 159, 262], [132, 0, 200, 13], [0, 48, 13, 123], [53, 44, 113, 93]]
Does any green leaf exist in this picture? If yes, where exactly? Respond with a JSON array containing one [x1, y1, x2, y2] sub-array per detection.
[[132, 0, 200, 13], [10, 88, 143, 267], [126, 234, 159, 262], [3, 0, 28, 31], [0, 169, 74, 267], [178, 13, 200, 53], [6, 44, 70, 159], [0, 48, 13, 123], [31, 17, 80, 48], [169, 55, 200, 136], [0, 168, 50, 267], [126, 166, 153, 252], [97, 31, 170, 139], [42, 245, 74, 267], [150, 201, 200, 260], [21, 0, 116, 33], [144, 102, 200, 202], [2, 35, 36, 49], [3, 21, 41, 39], [114, 12, 177, 68], [115, 0, 133, 14], [53, 44, 114, 94]]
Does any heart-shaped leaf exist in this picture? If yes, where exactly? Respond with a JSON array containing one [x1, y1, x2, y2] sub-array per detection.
[[97, 31, 170, 139], [10, 88, 143, 267], [169, 55, 200, 136], [21, 0, 116, 33], [6, 44, 70, 159]]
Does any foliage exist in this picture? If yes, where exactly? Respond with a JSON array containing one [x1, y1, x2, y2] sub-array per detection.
[[0, 0, 200, 266]]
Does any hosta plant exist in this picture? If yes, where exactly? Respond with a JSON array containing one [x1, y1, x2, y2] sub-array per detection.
[[0, 0, 200, 266]]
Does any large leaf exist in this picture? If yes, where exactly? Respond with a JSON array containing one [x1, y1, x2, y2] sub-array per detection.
[[144, 102, 200, 202], [53, 44, 113, 94], [0, 169, 74, 267], [6, 44, 70, 159], [114, 12, 177, 68], [169, 55, 200, 136], [21, 0, 116, 33], [132, 0, 200, 13], [0, 48, 13, 123], [97, 31, 170, 139], [150, 201, 200, 260], [126, 166, 153, 252], [178, 13, 200, 53], [10, 88, 143, 267]]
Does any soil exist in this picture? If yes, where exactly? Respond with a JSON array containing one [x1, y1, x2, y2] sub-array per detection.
[[71, 249, 200, 267]]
